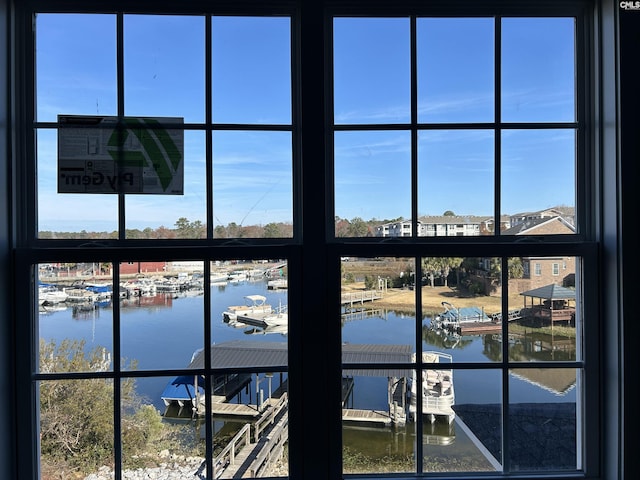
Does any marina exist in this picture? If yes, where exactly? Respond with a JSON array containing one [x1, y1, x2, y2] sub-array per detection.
[[37, 269, 578, 474]]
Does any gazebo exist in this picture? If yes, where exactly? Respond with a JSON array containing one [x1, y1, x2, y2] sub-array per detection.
[[519, 283, 576, 327]]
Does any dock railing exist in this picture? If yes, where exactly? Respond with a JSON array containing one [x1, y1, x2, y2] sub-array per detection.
[[254, 392, 288, 442], [213, 422, 251, 478], [341, 290, 383, 306], [248, 411, 289, 477]]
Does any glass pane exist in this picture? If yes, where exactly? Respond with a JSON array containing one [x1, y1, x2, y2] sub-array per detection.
[[422, 257, 503, 362], [423, 369, 502, 472], [342, 368, 416, 474], [418, 130, 494, 236], [213, 132, 293, 238], [509, 256, 580, 362], [36, 14, 117, 123], [508, 368, 580, 471], [341, 257, 416, 347], [120, 261, 204, 371], [125, 131, 206, 238], [121, 376, 205, 476], [38, 129, 119, 238], [502, 18, 576, 123], [39, 379, 115, 478], [212, 259, 289, 344], [335, 131, 411, 236], [334, 18, 410, 124], [501, 130, 576, 235], [124, 15, 205, 123], [212, 16, 292, 125], [37, 262, 114, 373], [417, 18, 494, 123]]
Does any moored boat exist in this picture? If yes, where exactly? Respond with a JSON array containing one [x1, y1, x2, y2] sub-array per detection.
[[431, 301, 491, 331], [222, 295, 272, 324], [408, 351, 455, 424], [38, 284, 69, 305], [262, 302, 288, 327]]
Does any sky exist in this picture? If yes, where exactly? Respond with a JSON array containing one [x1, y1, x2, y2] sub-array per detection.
[[34, 13, 576, 233]]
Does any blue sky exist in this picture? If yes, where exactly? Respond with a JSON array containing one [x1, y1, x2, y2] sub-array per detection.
[[35, 14, 576, 232]]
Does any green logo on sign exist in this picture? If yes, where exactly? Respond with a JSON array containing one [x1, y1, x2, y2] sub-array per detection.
[[107, 118, 182, 192]]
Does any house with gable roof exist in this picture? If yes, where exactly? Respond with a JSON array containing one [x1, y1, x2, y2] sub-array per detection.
[[501, 215, 576, 289]]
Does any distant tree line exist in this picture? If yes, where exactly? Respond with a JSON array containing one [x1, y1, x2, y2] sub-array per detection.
[[38, 217, 295, 239], [38, 213, 471, 239], [38, 215, 400, 239]]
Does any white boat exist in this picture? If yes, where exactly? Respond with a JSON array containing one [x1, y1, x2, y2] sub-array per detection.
[[408, 351, 455, 424], [38, 285, 69, 305], [262, 301, 288, 326], [121, 279, 157, 297], [267, 278, 288, 290], [62, 287, 99, 303], [222, 295, 272, 324], [244, 324, 288, 336]]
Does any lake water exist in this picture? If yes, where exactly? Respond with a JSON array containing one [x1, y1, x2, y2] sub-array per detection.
[[38, 277, 577, 472]]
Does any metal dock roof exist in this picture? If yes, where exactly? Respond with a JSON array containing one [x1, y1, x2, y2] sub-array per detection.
[[188, 341, 414, 377]]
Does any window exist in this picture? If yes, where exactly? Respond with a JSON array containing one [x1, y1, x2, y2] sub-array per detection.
[[10, 1, 607, 480]]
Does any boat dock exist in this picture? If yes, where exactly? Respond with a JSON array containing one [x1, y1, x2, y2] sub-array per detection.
[[432, 303, 525, 335], [341, 290, 383, 306], [167, 341, 458, 477]]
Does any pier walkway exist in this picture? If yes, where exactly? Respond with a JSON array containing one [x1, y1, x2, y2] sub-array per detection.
[[341, 290, 383, 306], [204, 394, 289, 479]]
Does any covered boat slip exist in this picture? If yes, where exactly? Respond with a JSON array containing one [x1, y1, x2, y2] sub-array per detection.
[[165, 341, 454, 426]]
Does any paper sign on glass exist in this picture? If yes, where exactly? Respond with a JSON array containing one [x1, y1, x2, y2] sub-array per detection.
[[57, 115, 184, 194]]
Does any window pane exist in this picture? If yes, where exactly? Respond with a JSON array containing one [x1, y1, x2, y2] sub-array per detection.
[[335, 131, 411, 234], [37, 262, 114, 373], [334, 18, 410, 124], [120, 261, 204, 371], [341, 257, 416, 348], [342, 368, 417, 474], [501, 130, 576, 235], [212, 259, 288, 344], [418, 130, 494, 236], [212, 16, 292, 125], [501, 18, 576, 123], [417, 18, 494, 123], [508, 368, 580, 471], [510, 256, 580, 362], [39, 379, 115, 479], [125, 131, 206, 238], [124, 15, 205, 123], [422, 257, 503, 362], [38, 129, 119, 238], [36, 14, 117, 123], [424, 369, 502, 472], [213, 132, 293, 238], [120, 376, 205, 476]]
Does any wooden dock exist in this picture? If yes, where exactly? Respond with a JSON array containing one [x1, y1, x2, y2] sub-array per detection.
[[211, 401, 261, 417], [213, 395, 289, 479], [457, 321, 503, 335], [342, 408, 398, 426], [341, 290, 383, 306]]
